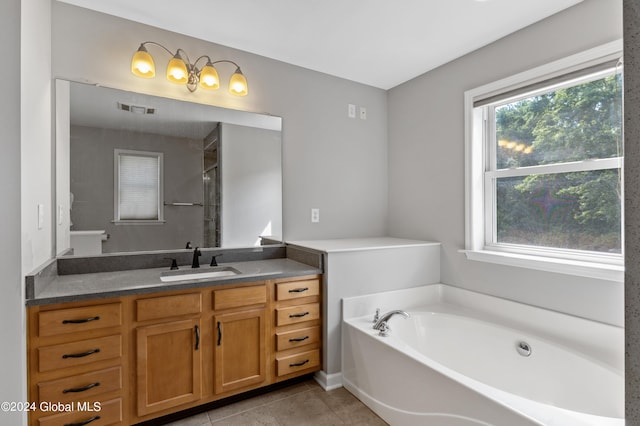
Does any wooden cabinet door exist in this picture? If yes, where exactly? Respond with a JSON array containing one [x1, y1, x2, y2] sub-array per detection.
[[136, 319, 202, 416], [214, 309, 266, 394]]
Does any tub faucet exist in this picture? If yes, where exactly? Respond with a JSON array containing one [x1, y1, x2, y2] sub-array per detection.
[[373, 310, 410, 331]]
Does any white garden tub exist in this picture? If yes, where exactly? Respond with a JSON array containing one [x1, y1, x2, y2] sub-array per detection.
[[342, 284, 624, 426]]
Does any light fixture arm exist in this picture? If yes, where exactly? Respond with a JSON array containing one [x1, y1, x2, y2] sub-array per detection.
[[138, 41, 175, 57], [211, 59, 241, 68], [194, 55, 214, 68]]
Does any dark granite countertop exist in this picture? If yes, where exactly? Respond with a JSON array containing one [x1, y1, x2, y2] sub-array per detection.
[[27, 258, 322, 306]]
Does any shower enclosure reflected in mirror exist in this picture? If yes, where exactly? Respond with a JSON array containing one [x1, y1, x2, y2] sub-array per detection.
[[55, 80, 282, 256]]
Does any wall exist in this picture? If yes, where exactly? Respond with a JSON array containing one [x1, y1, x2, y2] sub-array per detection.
[[388, 0, 624, 326], [51, 2, 389, 246], [220, 123, 282, 247], [70, 125, 204, 253], [1, 0, 26, 424], [56, 79, 71, 255], [321, 244, 440, 384], [7, 0, 53, 424], [625, 0, 640, 422], [22, 1, 53, 275]]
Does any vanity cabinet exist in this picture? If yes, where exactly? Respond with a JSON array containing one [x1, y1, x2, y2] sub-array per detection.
[[213, 285, 267, 394], [27, 274, 321, 426], [272, 276, 322, 381], [27, 301, 125, 426], [134, 293, 203, 417], [214, 309, 266, 393]]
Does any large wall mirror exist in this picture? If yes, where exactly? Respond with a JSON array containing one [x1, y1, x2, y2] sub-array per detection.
[[55, 80, 282, 256]]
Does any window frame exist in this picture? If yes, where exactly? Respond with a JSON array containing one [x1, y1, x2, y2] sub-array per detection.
[[463, 40, 624, 281], [113, 149, 165, 225]]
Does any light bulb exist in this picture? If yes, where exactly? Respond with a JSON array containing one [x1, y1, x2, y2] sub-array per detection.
[[199, 63, 220, 90], [131, 45, 155, 78], [228, 68, 248, 96], [167, 55, 188, 84]]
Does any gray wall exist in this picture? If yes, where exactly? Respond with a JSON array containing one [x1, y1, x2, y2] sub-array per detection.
[[1, 0, 26, 422], [387, 0, 624, 326], [625, 0, 640, 422], [51, 1, 389, 244], [70, 125, 204, 253]]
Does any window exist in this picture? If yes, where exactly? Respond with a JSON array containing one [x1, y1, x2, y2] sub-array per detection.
[[114, 149, 164, 223], [464, 41, 623, 280]]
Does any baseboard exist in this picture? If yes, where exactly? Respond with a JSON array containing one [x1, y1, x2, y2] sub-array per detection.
[[313, 370, 343, 391]]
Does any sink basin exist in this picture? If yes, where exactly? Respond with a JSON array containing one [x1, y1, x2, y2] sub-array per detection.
[[160, 266, 241, 282]]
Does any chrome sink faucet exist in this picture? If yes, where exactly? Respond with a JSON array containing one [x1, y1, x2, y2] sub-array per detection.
[[373, 310, 410, 336]]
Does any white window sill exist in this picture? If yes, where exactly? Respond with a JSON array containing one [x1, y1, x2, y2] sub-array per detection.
[[112, 220, 166, 225], [460, 249, 624, 282]]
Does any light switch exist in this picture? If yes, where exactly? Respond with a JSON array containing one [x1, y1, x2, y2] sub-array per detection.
[[348, 104, 356, 118], [37, 204, 45, 230], [311, 208, 320, 223]]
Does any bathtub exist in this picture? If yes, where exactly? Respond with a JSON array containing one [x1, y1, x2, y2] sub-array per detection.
[[341, 284, 624, 426]]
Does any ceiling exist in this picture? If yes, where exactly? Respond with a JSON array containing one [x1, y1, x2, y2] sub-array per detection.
[[58, 0, 582, 90], [69, 82, 281, 140]]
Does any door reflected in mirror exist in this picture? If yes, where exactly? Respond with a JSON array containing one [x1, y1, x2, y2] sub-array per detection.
[[55, 80, 282, 256]]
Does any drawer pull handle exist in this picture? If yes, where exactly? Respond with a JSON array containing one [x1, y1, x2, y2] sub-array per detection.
[[288, 287, 309, 293], [289, 312, 309, 318], [64, 415, 101, 426], [217, 321, 222, 346], [62, 348, 100, 359], [62, 316, 100, 324], [62, 382, 100, 393], [195, 325, 200, 350], [289, 359, 310, 368], [289, 336, 309, 342]]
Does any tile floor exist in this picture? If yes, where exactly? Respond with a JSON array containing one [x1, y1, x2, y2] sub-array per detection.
[[162, 379, 388, 426]]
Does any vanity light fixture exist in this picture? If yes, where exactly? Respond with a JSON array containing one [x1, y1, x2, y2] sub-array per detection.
[[131, 42, 248, 96]]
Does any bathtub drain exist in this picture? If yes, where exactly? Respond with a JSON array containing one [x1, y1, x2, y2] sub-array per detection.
[[516, 341, 532, 357]]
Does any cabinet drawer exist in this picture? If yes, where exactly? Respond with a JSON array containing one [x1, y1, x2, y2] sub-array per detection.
[[275, 279, 320, 301], [276, 326, 321, 351], [136, 293, 201, 322], [38, 335, 122, 373], [37, 397, 122, 426], [213, 285, 266, 310], [38, 304, 122, 337], [275, 303, 320, 326], [38, 367, 122, 403], [276, 349, 320, 376]]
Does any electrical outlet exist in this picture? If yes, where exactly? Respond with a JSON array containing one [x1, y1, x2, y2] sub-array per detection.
[[311, 208, 320, 223], [359, 106, 367, 120]]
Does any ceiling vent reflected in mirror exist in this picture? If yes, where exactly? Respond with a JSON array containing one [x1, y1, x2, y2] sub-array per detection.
[[117, 102, 156, 115]]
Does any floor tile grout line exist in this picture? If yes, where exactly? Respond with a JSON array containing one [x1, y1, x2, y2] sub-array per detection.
[[206, 387, 316, 423]]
